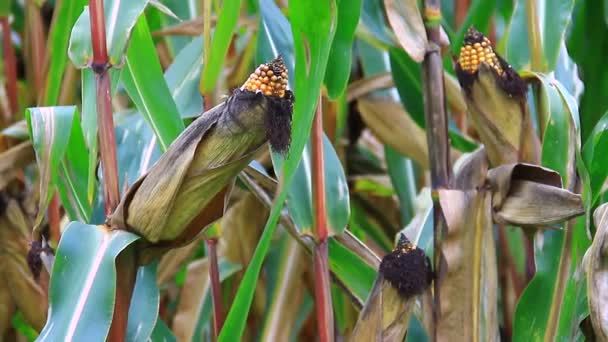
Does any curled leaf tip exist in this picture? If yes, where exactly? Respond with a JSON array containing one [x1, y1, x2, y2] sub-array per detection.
[[379, 234, 432, 299], [455, 27, 527, 98], [241, 56, 290, 98]]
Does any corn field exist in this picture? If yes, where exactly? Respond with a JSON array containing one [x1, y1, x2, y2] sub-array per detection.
[[0, 0, 607, 341]]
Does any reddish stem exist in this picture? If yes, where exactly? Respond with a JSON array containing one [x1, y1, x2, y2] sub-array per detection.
[[311, 95, 334, 341], [207, 238, 224, 339], [95, 71, 120, 214], [27, 2, 45, 99], [88, 2, 127, 341], [313, 241, 333, 342], [454, 0, 469, 28], [89, 0, 108, 67], [312, 97, 328, 240], [1, 17, 18, 120], [48, 193, 61, 243]]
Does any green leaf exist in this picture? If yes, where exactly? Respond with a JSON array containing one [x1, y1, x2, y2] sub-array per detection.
[[126, 263, 160, 342], [26, 106, 92, 225], [504, 0, 575, 71], [568, 0, 608, 140], [149, 319, 177, 342], [328, 238, 376, 302], [68, 0, 149, 68], [513, 76, 589, 341], [0, 1, 11, 15], [256, 0, 294, 69], [279, 134, 350, 237], [219, 1, 336, 340], [325, 0, 362, 99], [583, 111, 608, 205], [43, 0, 88, 105], [389, 47, 424, 128], [201, 0, 242, 92], [37, 222, 139, 341], [385, 147, 416, 226], [114, 111, 162, 186], [121, 15, 184, 151], [165, 37, 204, 118]]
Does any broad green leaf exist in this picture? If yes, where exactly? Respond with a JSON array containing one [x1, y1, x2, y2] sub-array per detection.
[[513, 76, 589, 341], [0, 1, 10, 15], [280, 134, 350, 237], [68, 0, 149, 68], [219, 1, 337, 339], [504, 0, 575, 71], [37, 222, 139, 341], [201, 0, 242, 92], [536, 74, 575, 185], [359, 0, 394, 45], [385, 147, 417, 226], [115, 112, 162, 186], [43, 0, 88, 105], [121, 15, 184, 151], [328, 238, 376, 302], [165, 37, 204, 118], [256, 0, 294, 70], [126, 263, 160, 342], [149, 319, 177, 342], [389, 47, 425, 127], [325, 0, 362, 99], [568, 0, 608, 139], [583, 112, 608, 205], [26, 106, 91, 225]]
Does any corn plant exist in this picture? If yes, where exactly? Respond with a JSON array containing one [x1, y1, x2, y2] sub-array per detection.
[[0, 0, 607, 341]]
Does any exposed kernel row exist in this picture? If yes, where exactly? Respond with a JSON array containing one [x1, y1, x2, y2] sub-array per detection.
[[458, 36, 503, 75], [241, 61, 289, 98]]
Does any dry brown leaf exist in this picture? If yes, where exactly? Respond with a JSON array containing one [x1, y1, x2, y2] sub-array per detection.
[[351, 276, 415, 341], [172, 259, 210, 342], [587, 203, 608, 340], [357, 98, 429, 168], [487, 163, 583, 226], [384, 0, 428, 63], [437, 148, 498, 341], [346, 73, 394, 102], [261, 238, 307, 341], [0, 198, 47, 330]]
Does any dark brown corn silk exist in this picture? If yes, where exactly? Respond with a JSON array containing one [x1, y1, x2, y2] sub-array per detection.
[[455, 27, 527, 99], [242, 56, 293, 155], [379, 234, 432, 299]]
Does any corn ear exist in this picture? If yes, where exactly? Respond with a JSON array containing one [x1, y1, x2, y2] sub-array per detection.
[[455, 27, 540, 167], [109, 57, 293, 262]]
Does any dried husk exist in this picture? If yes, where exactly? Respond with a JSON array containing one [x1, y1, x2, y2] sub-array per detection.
[[110, 89, 292, 261], [0, 196, 47, 330], [487, 163, 584, 226], [587, 203, 608, 340], [351, 235, 431, 341], [351, 276, 415, 342], [438, 148, 499, 342], [461, 65, 540, 167]]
